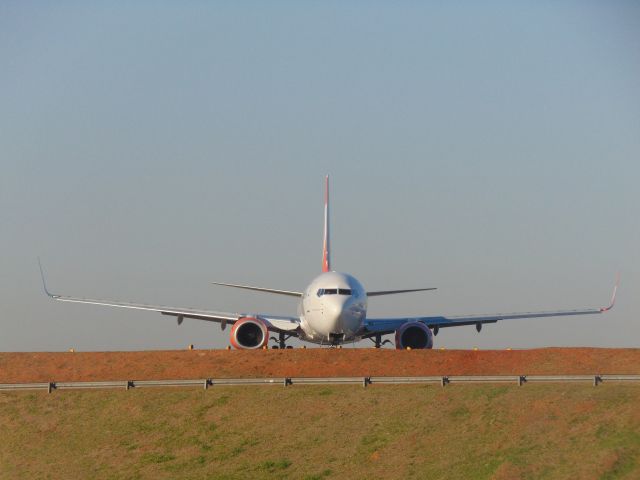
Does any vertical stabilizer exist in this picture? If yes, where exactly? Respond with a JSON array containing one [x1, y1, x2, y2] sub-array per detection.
[[322, 175, 331, 272]]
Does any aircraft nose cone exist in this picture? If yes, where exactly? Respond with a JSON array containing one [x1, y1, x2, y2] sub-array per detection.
[[325, 302, 341, 323], [323, 300, 346, 332]]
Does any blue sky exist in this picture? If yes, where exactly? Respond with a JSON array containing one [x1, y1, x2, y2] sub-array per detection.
[[1, 2, 638, 350]]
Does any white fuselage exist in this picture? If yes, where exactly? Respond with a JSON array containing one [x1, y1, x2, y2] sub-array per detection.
[[297, 271, 367, 343]]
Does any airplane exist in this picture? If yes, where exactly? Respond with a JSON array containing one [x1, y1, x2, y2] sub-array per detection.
[[39, 176, 618, 350]]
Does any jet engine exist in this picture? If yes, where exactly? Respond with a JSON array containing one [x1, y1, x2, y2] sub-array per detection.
[[230, 317, 269, 349], [395, 322, 434, 350]]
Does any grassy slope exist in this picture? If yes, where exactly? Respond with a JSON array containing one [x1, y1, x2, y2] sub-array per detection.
[[1, 385, 640, 480]]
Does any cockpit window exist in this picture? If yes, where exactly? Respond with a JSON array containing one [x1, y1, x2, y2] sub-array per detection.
[[317, 288, 352, 297]]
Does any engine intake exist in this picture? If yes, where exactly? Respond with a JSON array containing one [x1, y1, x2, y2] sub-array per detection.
[[230, 317, 269, 349], [395, 322, 433, 350]]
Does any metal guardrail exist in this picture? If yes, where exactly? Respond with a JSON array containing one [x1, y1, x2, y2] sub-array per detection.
[[1, 375, 640, 392]]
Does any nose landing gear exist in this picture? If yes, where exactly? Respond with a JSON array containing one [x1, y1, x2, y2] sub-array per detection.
[[329, 332, 345, 344]]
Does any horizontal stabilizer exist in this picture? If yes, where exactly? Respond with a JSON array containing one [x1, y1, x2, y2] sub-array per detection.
[[367, 288, 437, 297], [211, 282, 303, 297]]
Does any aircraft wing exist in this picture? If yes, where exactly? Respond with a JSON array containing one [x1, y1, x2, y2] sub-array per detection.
[[364, 280, 618, 335], [39, 263, 300, 333], [367, 287, 437, 297]]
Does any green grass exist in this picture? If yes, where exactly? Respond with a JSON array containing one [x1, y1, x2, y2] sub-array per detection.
[[1, 384, 640, 479]]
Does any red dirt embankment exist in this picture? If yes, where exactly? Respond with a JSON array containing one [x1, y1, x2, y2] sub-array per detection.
[[1, 348, 639, 383]]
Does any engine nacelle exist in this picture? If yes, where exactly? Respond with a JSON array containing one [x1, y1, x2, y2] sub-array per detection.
[[230, 317, 269, 349], [395, 322, 434, 350]]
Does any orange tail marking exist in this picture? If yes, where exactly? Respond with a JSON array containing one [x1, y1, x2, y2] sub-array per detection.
[[322, 175, 330, 272]]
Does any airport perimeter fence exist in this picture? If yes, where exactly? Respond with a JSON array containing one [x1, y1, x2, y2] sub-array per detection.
[[2, 375, 640, 392]]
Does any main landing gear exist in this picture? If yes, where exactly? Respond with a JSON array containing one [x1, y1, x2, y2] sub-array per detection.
[[269, 332, 294, 349], [370, 333, 393, 349]]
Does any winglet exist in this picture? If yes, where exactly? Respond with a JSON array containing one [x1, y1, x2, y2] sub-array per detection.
[[322, 175, 331, 272], [38, 258, 59, 298], [600, 273, 620, 312]]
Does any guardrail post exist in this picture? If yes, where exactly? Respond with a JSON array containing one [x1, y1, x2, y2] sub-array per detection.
[[126, 381, 132, 391], [47, 382, 54, 394], [363, 377, 371, 388], [594, 375, 602, 387], [441, 376, 449, 387], [284, 377, 292, 387], [518, 376, 526, 386], [203, 379, 210, 390]]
